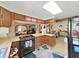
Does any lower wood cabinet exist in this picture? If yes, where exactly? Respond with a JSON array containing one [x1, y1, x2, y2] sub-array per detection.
[[35, 36, 43, 49], [35, 35, 56, 49]]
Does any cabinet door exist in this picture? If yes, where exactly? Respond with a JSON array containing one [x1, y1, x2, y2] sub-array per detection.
[[42, 35, 49, 45], [35, 36, 43, 49], [40, 36, 45, 45], [14, 13, 25, 21], [0, 6, 2, 27], [49, 36, 56, 47], [1, 7, 11, 27], [35, 37, 41, 49], [11, 12, 15, 20]]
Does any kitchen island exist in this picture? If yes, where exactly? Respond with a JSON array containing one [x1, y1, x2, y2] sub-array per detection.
[[32, 33, 56, 49]]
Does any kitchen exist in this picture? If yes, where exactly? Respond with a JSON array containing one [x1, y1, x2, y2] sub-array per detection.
[[0, 1, 79, 58]]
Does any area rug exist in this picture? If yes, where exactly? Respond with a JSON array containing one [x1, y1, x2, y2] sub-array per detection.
[[23, 52, 36, 58], [0, 47, 8, 58], [53, 53, 64, 58], [23, 44, 64, 58]]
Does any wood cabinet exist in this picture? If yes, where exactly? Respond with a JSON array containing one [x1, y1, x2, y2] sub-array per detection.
[[36, 19, 45, 24], [42, 35, 56, 47], [12, 13, 25, 21], [35, 35, 56, 49], [0, 6, 46, 27], [0, 6, 2, 27], [47, 36, 56, 46], [35, 36, 42, 48], [44, 35, 49, 45], [1, 7, 11, 27], [44, 18, 55, 24], [0, 7, 11, 27]]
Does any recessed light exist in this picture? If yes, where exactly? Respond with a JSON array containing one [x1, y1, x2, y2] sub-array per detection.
[[43, 1, 62, 15]]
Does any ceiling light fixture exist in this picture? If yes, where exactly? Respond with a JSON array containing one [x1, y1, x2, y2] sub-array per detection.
[[43, 1, 62, 15]]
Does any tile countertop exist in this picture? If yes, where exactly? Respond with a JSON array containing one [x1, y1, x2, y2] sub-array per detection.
[[0, 33, 55, 58]]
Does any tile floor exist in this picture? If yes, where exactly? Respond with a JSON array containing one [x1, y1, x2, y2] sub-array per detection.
[[53, 36, 68, 57]]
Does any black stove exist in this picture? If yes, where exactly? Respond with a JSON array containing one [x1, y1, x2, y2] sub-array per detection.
[[19, 35, 35, 58]]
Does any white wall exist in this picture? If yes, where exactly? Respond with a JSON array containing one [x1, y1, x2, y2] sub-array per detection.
[[53, 20, 68, 31]]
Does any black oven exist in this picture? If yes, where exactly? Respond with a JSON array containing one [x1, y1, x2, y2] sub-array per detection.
[[19, 35, 35, 58]]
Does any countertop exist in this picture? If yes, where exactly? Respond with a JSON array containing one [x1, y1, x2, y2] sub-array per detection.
[[0, 33, 55, 58], [0, 37, 20, 58], [31, 33, 55, 37]]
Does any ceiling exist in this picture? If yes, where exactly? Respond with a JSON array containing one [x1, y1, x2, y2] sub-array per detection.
[[0, 1, 79, 20]]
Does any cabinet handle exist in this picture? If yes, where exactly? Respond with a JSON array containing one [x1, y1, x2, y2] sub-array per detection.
[[0, 14, 3, 19], [1, 14, 3, 18], [0, 14, 1, 18]]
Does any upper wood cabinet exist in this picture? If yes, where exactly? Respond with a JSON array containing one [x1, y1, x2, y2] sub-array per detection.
[[44, 18, 55, 24], [0, 6, 2, 27], [56, 18, 68, 22], [36, 19, 45, 24], [0, 7, 11, 27], [12, 12, 25, 21]]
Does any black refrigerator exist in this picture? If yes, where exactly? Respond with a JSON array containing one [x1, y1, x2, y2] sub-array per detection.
[[68, 16, 79, 58]]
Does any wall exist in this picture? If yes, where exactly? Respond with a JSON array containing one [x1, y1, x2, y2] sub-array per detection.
[[53, 20, 68, 31]]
